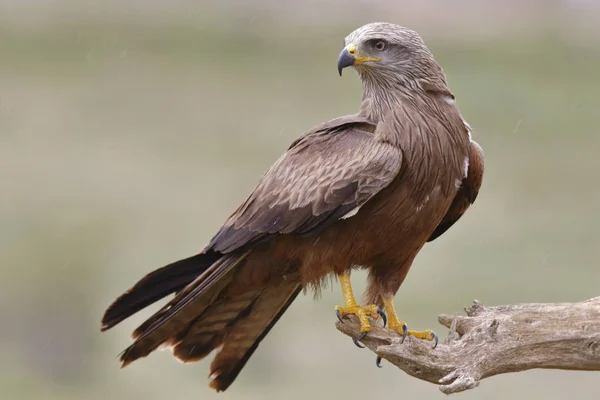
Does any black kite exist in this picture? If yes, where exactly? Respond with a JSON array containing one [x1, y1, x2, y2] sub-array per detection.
[[101, 22, 484, 391]]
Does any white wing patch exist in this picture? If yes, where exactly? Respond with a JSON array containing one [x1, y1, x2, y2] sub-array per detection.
[[443, 94, 456, 105], [340, 205, 361, 220], [415, 195, 430, 213], [463, 156, 470, 178]]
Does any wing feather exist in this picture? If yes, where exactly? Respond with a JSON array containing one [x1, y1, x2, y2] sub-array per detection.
[[428, 139, 484, 242], [207, 116, 403, 253]]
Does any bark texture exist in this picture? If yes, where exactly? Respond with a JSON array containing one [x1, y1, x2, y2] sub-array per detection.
[[336, 297, 600, 394]]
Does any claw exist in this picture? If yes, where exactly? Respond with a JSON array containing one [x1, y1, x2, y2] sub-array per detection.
[[432, 331, 439, 349], [377, 308, 387, 327], [353, 331, 367, 348], [400, 323, 408, 343], [375, 355, 383, 368], [336, 309, 343, 323]]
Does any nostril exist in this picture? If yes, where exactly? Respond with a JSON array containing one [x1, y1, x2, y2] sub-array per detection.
[[348, 49, 355, 55]]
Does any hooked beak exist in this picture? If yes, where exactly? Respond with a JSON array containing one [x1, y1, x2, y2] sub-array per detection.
[[337, 44, 356, 76], [337, 43, 381, 76]]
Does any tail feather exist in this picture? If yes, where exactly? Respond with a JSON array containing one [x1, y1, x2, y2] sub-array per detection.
[[119, 251, 250, 367], [172, 290, 263, 363], [102, 247, 301, 391], [208, 282, 302, 392], [101, 250, 221, 331]]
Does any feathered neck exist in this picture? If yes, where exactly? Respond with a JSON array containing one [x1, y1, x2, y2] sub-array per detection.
[[358, 70, 453, 123]]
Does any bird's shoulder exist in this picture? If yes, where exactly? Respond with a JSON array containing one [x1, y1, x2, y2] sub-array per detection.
[[286, 114, 377, 150]]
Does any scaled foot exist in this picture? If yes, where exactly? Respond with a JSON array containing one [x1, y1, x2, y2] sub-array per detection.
[[335, 303, 386, 347], [383, 297, 438, 348], [335, 272, 386, 347]]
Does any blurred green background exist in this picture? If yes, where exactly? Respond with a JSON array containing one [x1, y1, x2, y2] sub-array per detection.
[[1, 1, 599, 399]]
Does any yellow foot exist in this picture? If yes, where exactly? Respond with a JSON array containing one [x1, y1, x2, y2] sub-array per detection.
[[388, 318, 438, 348], [334, 303, 386, 347], [382, 297, 438, 349]]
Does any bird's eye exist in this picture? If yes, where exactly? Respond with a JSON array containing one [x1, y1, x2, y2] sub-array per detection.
[[375, 41, 386, 51]]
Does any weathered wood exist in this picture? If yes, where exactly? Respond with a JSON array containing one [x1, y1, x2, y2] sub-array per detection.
[[335, 297, 600, 394]]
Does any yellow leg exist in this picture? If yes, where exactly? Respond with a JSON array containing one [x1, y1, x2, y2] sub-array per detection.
[[382, 297, 438, 347], [334, 272, 383, 337]]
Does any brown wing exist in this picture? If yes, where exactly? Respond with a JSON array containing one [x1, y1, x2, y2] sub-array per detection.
[[207, 115, 403, 253], [427, 139, 484, 242]]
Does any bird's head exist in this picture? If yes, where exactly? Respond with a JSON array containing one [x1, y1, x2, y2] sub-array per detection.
[[337, 22, 443, 87]]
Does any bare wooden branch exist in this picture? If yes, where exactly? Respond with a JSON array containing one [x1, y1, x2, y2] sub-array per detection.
[[335, 297, 600, 394]]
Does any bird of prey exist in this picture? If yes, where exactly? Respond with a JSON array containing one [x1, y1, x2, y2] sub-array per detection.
[[101, 22, 484, 391]]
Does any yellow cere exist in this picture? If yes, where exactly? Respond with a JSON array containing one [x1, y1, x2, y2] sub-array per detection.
[[345, 43, 381, 65]]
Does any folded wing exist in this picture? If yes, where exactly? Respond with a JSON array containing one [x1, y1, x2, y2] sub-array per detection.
[[207, 115, 403, 253]]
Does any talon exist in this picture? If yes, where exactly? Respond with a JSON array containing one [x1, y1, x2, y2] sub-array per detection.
[[353, 331, 367, 348], [334, 301, 380, 344], [336, 309, 343, 323], [400, 323, 408, 343], [432, 331, 439, 349], [376, 355, 383, 368], [377, 308, 387, 327]]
